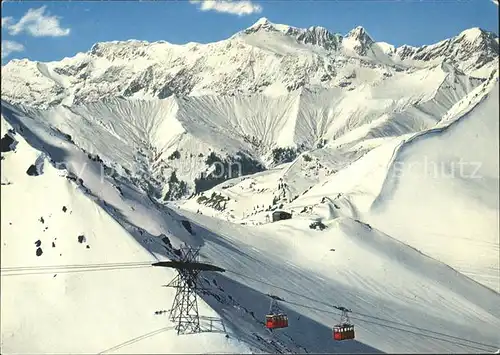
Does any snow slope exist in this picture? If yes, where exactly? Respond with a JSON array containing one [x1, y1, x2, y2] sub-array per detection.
[[173, 209, 500, 353], [0, 113, 253, 354], [365, 80, 500, 292], [2, 78, 500, 354], [183, 74, 499, 292], [259, 77, 499, 292], [0, 61, 484, 202], [177, 64, 487, 221]]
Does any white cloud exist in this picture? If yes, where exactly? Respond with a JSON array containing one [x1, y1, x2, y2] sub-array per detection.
[[2, 16, 14, 28], [491, 0, 499, 6], [190, 0, 262, 16], [5, 6, 70, 37], [1, 40, 25, 59]]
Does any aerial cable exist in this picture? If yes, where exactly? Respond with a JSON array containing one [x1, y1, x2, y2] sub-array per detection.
[[3, 258, 498, 351], [226, 270, 499, 351], [347, 316, 495, 352], [98, 326, 174, 354], [0, 261, 154, 277], [1, 265, 152, 277], [1, 261, 152, 272], [280, 299, 497, 351]]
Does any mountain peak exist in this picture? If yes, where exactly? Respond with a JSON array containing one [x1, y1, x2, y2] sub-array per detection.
[[252, 17, 271, 27], [460, 27, 484, 37], [244, 17, 291, 33], [458, 27, 486, 43], [457, 27, 499, 45], [343, 26, 374, 55], [240, 18, 342, 50], [346, 26, 372, 41]]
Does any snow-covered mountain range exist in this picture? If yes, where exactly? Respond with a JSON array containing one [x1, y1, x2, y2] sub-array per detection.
[[2, 18, 498, 107], [1, 19, 498, 200], [1, 18, 499, 354]]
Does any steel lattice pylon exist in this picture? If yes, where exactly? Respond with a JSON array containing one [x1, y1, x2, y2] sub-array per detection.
[[166, 246, 202, 335], [167, 272, 201, 334], [154, 244, 225, 336]]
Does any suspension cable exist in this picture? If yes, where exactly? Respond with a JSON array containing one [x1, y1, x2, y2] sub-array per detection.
[[1, 261, 153, 277], [225, 270, 499, 351], [2, 260, 498, 351]]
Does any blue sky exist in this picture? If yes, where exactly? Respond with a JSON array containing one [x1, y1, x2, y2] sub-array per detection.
[[1, 0, 498, 63]]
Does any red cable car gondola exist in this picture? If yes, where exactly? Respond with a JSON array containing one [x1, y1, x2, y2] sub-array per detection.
[[265, 295, 289, 330], [333, 307, 355, 341], [333, 324, 355, 341], [266, 314, 289, 329]]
